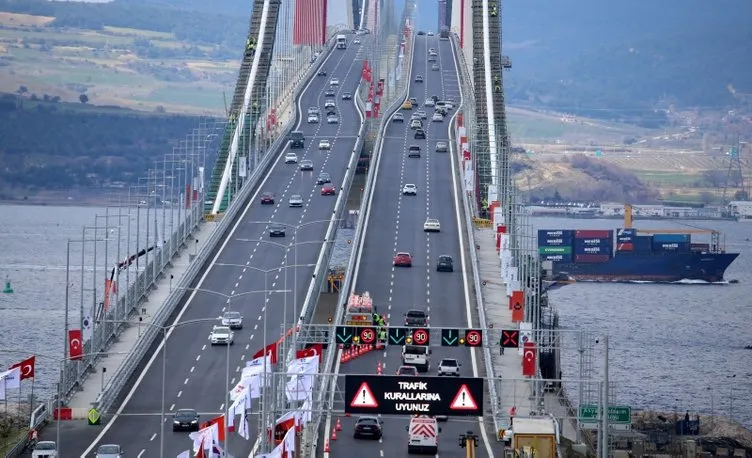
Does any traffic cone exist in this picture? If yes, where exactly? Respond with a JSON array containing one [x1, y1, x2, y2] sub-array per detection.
[[324, 439, 330, 453], [331, 429, 338, 441], [335, 417, 342, 431]]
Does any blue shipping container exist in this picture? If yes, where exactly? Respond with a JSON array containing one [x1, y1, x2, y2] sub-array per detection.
[[575, 244, 612, 255], [616, 228, 637, 237], [653, 233, 690, 243], [541, 254, 573, 263], [652, 242, 690, 252], [633, 236, 653, 252], [617, 235, 634, 243], [539, 237, 573, 247], [538, 230, 574, 243]]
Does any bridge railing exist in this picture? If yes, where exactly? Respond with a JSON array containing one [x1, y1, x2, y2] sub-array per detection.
[[449, 33, 504, 437], [305, 23, 416, 458], [92, 38, 339, 414]]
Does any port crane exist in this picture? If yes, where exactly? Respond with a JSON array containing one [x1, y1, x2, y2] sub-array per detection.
[[622, 204, 724, 252]]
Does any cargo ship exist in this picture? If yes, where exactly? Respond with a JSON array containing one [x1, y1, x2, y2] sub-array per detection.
[[538, 205, 739, 283]]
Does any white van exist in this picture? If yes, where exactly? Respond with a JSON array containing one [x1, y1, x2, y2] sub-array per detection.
[[336, 34, 347, 49], [402, 344, 431, 372], [406, 416, 440, 454]]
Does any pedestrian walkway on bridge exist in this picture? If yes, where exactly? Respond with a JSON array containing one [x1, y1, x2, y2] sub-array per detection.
[[474, 227, 579, 443]]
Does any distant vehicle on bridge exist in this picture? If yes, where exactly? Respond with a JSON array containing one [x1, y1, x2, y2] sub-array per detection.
[[336, 34, 347, 49]]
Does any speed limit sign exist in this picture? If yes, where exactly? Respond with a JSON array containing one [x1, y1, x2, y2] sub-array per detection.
[[412, 328, 430, 346], [464, 329, 483, 347], [359, 327, 376, 344]]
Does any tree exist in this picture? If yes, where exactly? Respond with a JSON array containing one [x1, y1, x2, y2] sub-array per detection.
[[79, 94, 89, 104], [16, 86, 28, 96]]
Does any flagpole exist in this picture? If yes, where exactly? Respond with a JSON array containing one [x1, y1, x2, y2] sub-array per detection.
[[262, 271, 268, 453], [224, 318, 230, 455], [29, 376, 35, 426], [63, 241, 71, 393]]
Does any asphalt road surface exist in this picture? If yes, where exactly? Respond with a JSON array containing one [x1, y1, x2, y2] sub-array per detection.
[[50, 36, 370, 458], [325, 35, 496, 458]]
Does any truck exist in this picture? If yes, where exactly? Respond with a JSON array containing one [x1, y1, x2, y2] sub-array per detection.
[[406, 415, 440, 454], [439, 27, 450, 40], [508, 417, 558, 458], [336, 34, 347, 49], [289, 131, 304, 148], [402, 344, 431, 372], [344, 292, 377, 325]]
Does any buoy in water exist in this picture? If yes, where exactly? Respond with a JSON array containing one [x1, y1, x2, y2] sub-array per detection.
[[2, 276, 13, 294]]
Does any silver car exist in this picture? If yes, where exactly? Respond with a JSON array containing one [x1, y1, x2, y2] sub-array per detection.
[[96, 444, 123, 458], [289, 194, 304, 207], [221, 311, 243, 329], [435, 141, 448, 153], [209, 326, 234, 345], [327, 114, 339, 124]]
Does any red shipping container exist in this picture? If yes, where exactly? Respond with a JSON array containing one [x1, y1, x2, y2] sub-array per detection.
[[575, 230, 612, 239], [616, 243, 633, 251], [575, 254, 611, 263]]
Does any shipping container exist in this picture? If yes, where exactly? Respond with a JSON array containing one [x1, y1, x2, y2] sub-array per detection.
[[538, 246, 572, 255], [541, 254, 573, 263], [617, 236, 634, 244], [575, 237, 613, 247], [652, 242, 690, 252], [616, 242, 634, 251], [575, 244, 612, 255], [691, 243, 710, 251], [537, 230, 574, 244], [574, 254, 611, 263], [633, 235, 653, 252], [616, 228, 636, 238], [539, 237, 573, 247], [652, 233, 690, 243], [575, 230, 613, 239]]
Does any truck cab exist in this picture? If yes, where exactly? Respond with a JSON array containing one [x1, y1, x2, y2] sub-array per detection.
[[406, 415, 440, 454], [336, 34, 347, 49], [345, 292, 378, 326], [289, 131, 304, 148], [402, 344, 431, 372]]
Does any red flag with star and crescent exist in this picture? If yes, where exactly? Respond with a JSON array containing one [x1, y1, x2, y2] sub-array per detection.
[[522, 342, 537, 377], [69, 330, 83, 361], [10, 356, 35, 380]]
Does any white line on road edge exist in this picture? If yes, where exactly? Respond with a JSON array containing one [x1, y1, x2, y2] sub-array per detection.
[[447, 37, 494, 458]]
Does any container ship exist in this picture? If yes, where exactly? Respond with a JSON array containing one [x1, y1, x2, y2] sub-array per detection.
[[538, 206, 739, 283]]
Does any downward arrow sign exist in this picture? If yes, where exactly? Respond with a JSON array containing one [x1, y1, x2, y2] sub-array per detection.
[[443, 329, 457, 345]]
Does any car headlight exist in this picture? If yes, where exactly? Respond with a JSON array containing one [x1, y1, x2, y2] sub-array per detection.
[[174, 420, 180, 424], [191, 420, 198, 423]]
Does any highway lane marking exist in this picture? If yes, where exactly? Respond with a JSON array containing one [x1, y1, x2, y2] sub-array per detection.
[[190, 366, 194, 373], [241, 353, 246, 360], [177, 390, 182, 398], [254, 324, 258, 329], [236, 365, 241, 373], [220, 403, 225, 411], [250, 334, 254, 340], [169, 403, 175, 411], [195, 355, 201, 361], [137, 449, 145, 458], [231, 289, 235, 295], [201, 344, 206, 351], [245, 344, 250, 350], [231, 377, 236, 385], [445, 38, 495, 458], [150, 432, 157, 441], [184, 378, 189, 385]]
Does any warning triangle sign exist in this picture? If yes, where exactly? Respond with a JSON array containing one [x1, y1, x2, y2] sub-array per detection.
[[449, 384, 478, 411], [350, 382, 379, 408]]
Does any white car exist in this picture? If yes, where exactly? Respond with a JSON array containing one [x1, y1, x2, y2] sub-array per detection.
[[32, 441, 58, 458], [423, 218, 441, 232], [435, 141, 448, 153], [319, 139, 331, 150], [416, 110, 427, 119], [424, 98, 435, 107], [432, 113, 444, 122], [209, 326, 234, 345], [402, 184, 417, 195], [324, 99, 336, 109], [327, 114, 339, 124], [289, 194, 304, 207], [221, 311, 243, 329], [307, 114, 319, 123], [410, 119, 422, 130], [329, 78, 339, 85], [284, 153, 298, 164], [353, 38, 361, 44], [95, 444, 123, 458], [427, 31, 434, 36], [438, 358, 461, 376]]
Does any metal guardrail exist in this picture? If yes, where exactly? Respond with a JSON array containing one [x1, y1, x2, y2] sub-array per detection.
[[4, 404, 50, 458], [307, 26, 416, 457], [449, 33, 503, 438], [93, 39, 339, 414]]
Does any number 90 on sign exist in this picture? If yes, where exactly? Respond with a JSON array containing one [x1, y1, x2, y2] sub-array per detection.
[[464, 329, 483, 347], [359, 327, 376, 344]]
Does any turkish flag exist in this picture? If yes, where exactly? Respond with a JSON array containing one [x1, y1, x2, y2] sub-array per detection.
[[296, 344, 323, 363], [10, 356, 35, 380], [269, 411, 296, 444], [68, 329, 83, 361], [510, 290, 525, 322], [252, 342, 278, 364], [196, 439, 205, 458], [522, 342, 537, 377], [200, 415, 225, 442]]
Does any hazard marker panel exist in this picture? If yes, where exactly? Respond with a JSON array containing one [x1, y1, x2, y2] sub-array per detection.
[[449, 384, 479, 411], [350, 382, 379, 408]]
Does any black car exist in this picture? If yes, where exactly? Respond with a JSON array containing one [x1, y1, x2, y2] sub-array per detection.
[[173, 409, 199, 432], [405, 309, 428, 327], [269, 225, 286, 237], [342, 92, 352, 100], [431, 94, 439, 102], [414, 129, 426, 139], [417, 30, 425, 36], [316, 173, 331, 185], [414, 75, 424, 83], [317, 70, 327, 76], [436, 255, 454, 272], [260, 192, 275, 205], [325, 89, 336, 97], [353, 416, 383, 440]]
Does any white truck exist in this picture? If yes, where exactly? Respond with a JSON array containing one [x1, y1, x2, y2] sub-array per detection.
[[402, 344, 431, 372], [336, 34, 347, 49], [406, 415, 440, 454]]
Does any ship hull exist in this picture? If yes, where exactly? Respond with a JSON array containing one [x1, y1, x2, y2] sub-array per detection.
[[550, 252, 739, 283]]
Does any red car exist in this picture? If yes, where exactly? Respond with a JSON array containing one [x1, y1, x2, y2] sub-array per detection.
[[393, 252, 412, 267], [321, 185, 336, 196], [260, 192, 275, 204]]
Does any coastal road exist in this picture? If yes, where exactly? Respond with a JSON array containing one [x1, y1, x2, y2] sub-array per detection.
[[65, 37, 369, 457], [325, 35, 496, 457]]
